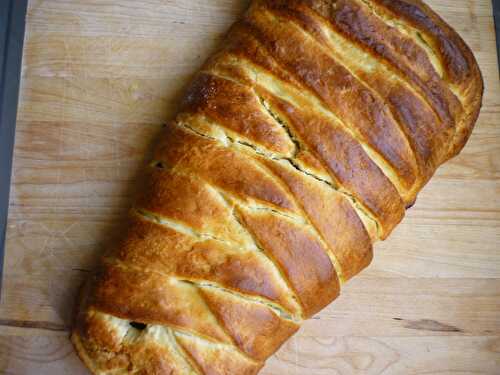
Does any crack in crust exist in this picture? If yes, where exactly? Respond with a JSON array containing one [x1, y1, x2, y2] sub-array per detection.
[[72, 0, 483, 374]]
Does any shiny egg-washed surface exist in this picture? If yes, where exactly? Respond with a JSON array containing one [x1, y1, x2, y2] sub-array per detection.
[[72, 0, 483, 374]]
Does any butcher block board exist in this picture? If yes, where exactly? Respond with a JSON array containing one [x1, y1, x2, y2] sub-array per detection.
[[1, 0, 499, 374]]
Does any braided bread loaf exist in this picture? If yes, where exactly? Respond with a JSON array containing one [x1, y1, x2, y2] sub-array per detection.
[[72, 0, 483, 373]]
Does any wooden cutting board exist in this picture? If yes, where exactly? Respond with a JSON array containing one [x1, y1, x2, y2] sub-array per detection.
[[1, 0, 499, 373]]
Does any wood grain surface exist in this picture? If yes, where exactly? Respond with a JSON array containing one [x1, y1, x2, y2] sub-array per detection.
[[1, 0, 499, 374]]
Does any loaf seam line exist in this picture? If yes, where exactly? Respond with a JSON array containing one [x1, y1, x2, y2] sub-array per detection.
[[253, 95, 352, 281], [175, 116, 381, 239], [205, 64, 387, 236], [206, 64, 401, 204]]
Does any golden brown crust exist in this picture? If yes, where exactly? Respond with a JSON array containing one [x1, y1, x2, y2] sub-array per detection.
[[73, 0, 483, 374], [153, 124, 300, 213], [181, 73, 295, 156], [135, 168, 253, 248], [198, 287, 299, 361], [298, 0, 462, 125], [238, 207, 340, 317], [260, 158, 373, 281], [259, 90, 405, 236]]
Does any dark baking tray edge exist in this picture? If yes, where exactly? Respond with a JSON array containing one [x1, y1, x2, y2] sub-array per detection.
[[0, 0, 28, 297]]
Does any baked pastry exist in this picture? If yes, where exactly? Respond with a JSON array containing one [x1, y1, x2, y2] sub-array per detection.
[[72, 0, 483, 373]]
